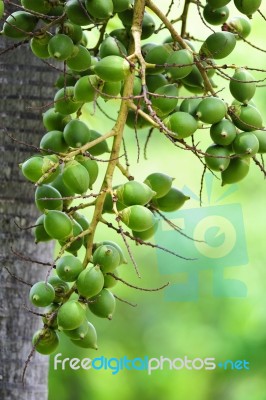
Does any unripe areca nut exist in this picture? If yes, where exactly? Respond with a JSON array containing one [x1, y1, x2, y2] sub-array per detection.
[[62, 160, 90, 195], [74, 156, 99, 189], [112, 0, 132, 13], [93, 245, 121, 273], [85, 0, 113, 20], [3, 11, 38, 39], [116, 181, 156, 206], [63, 319, 89, 340], [145, 44, 172, 75], [63, 119, 91, 148], [48, 34, 74, 61], [99, 35, 127, 59], [230, 104, 263, 132], [164, 111, 198, 139], [252, 130, 266, 153], [104, 270, 119, 288], [21, 156, 59, 184], [151, 84, 179, 117], [144, 172, 174, 199], [76, 265, 104, 298], [204, 144, 231, 172], [54, 86, 81, 115], [40, 130, 69, 153], [93, 55, 130, 82], [47, 276, 70, 303], [22, 0, 52, 14], [42, 108, 71, 131], [96, 240, 127, 265], [226, 16, 251, 39], [29, 281, 55, 307], [221, 157, 250, 185], [32, 328, 59, 355], [65, 0, 92, 26], [74, 75, 100, 103], [132, 218, 159, 241], [229, 68, 256, 104], [89, 289, 116, 320], [210, 119, 237, 146], [234, 0, 262, 17], [34, 214, 52, 243], [44, 210, 73, 240], [35, 185, 63, 212], [120, 205, 156, 232], [200, 32, 236, 59], [232, 132, 259, 157], [70, 321, 98, 349], [56, 254, 83, 282], [66, 44, 91, 72], [196, 97, 227, 124], [59, 219, 84, 254], [203, 4, 229, 26], [166, 49, 194, 79], [153, 187, 190, 212], [57, 300, 86, 330]]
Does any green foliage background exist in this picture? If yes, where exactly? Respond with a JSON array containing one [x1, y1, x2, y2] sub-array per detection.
[[48, 2, 266, 399]]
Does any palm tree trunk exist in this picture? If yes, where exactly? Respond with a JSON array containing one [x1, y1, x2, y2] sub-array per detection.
[[0, 25, 57, 400]]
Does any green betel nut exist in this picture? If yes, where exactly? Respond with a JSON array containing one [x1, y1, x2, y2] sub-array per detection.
[[70, 321, 98, 349], [232, 132, 259, 157], [221, 157, 250, 185], [62, 161, 90, 195], [63, 119, 91, 148], [56, 255, 83, 282], [234, 0, 262, 16], [77, 265, 104, 298], [196, 97, 227, 124], [93, 56, 130, 82], [153, 188, 190, 212], [63, 319, 89, 340], [29, 281, 55, 307], [93, 245, 120, 273], [35, 185, 63, 212], [48, 34, 74, 61], [230, 69, 256, 104], [32, 329, 59, 355], [144, 172, 174, 199], [44, 210, 73, 240], [120, 205, 156, 232], [116, 181, 156, 206], [47, 276, 69, 303], [57, 300, 86, 330], [200, 32, 236, 59], [89, 289, 116, 320], [204, 145, 231, 172]]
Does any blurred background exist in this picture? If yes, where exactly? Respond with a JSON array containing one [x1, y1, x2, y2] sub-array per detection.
[[48, 1, 266, 399]]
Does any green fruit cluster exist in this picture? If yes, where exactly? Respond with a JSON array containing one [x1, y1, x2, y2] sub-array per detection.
[[29, 239, 128, 354], [3, 0, 265, 357], [8, 0, 265, 187], [102, 173, 189, 240]]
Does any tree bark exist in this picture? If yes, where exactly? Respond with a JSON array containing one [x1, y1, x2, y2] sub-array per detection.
[[0, 30, 57, 400]]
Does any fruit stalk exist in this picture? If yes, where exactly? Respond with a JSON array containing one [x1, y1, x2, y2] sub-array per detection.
[[83, 0, 146, 267]]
